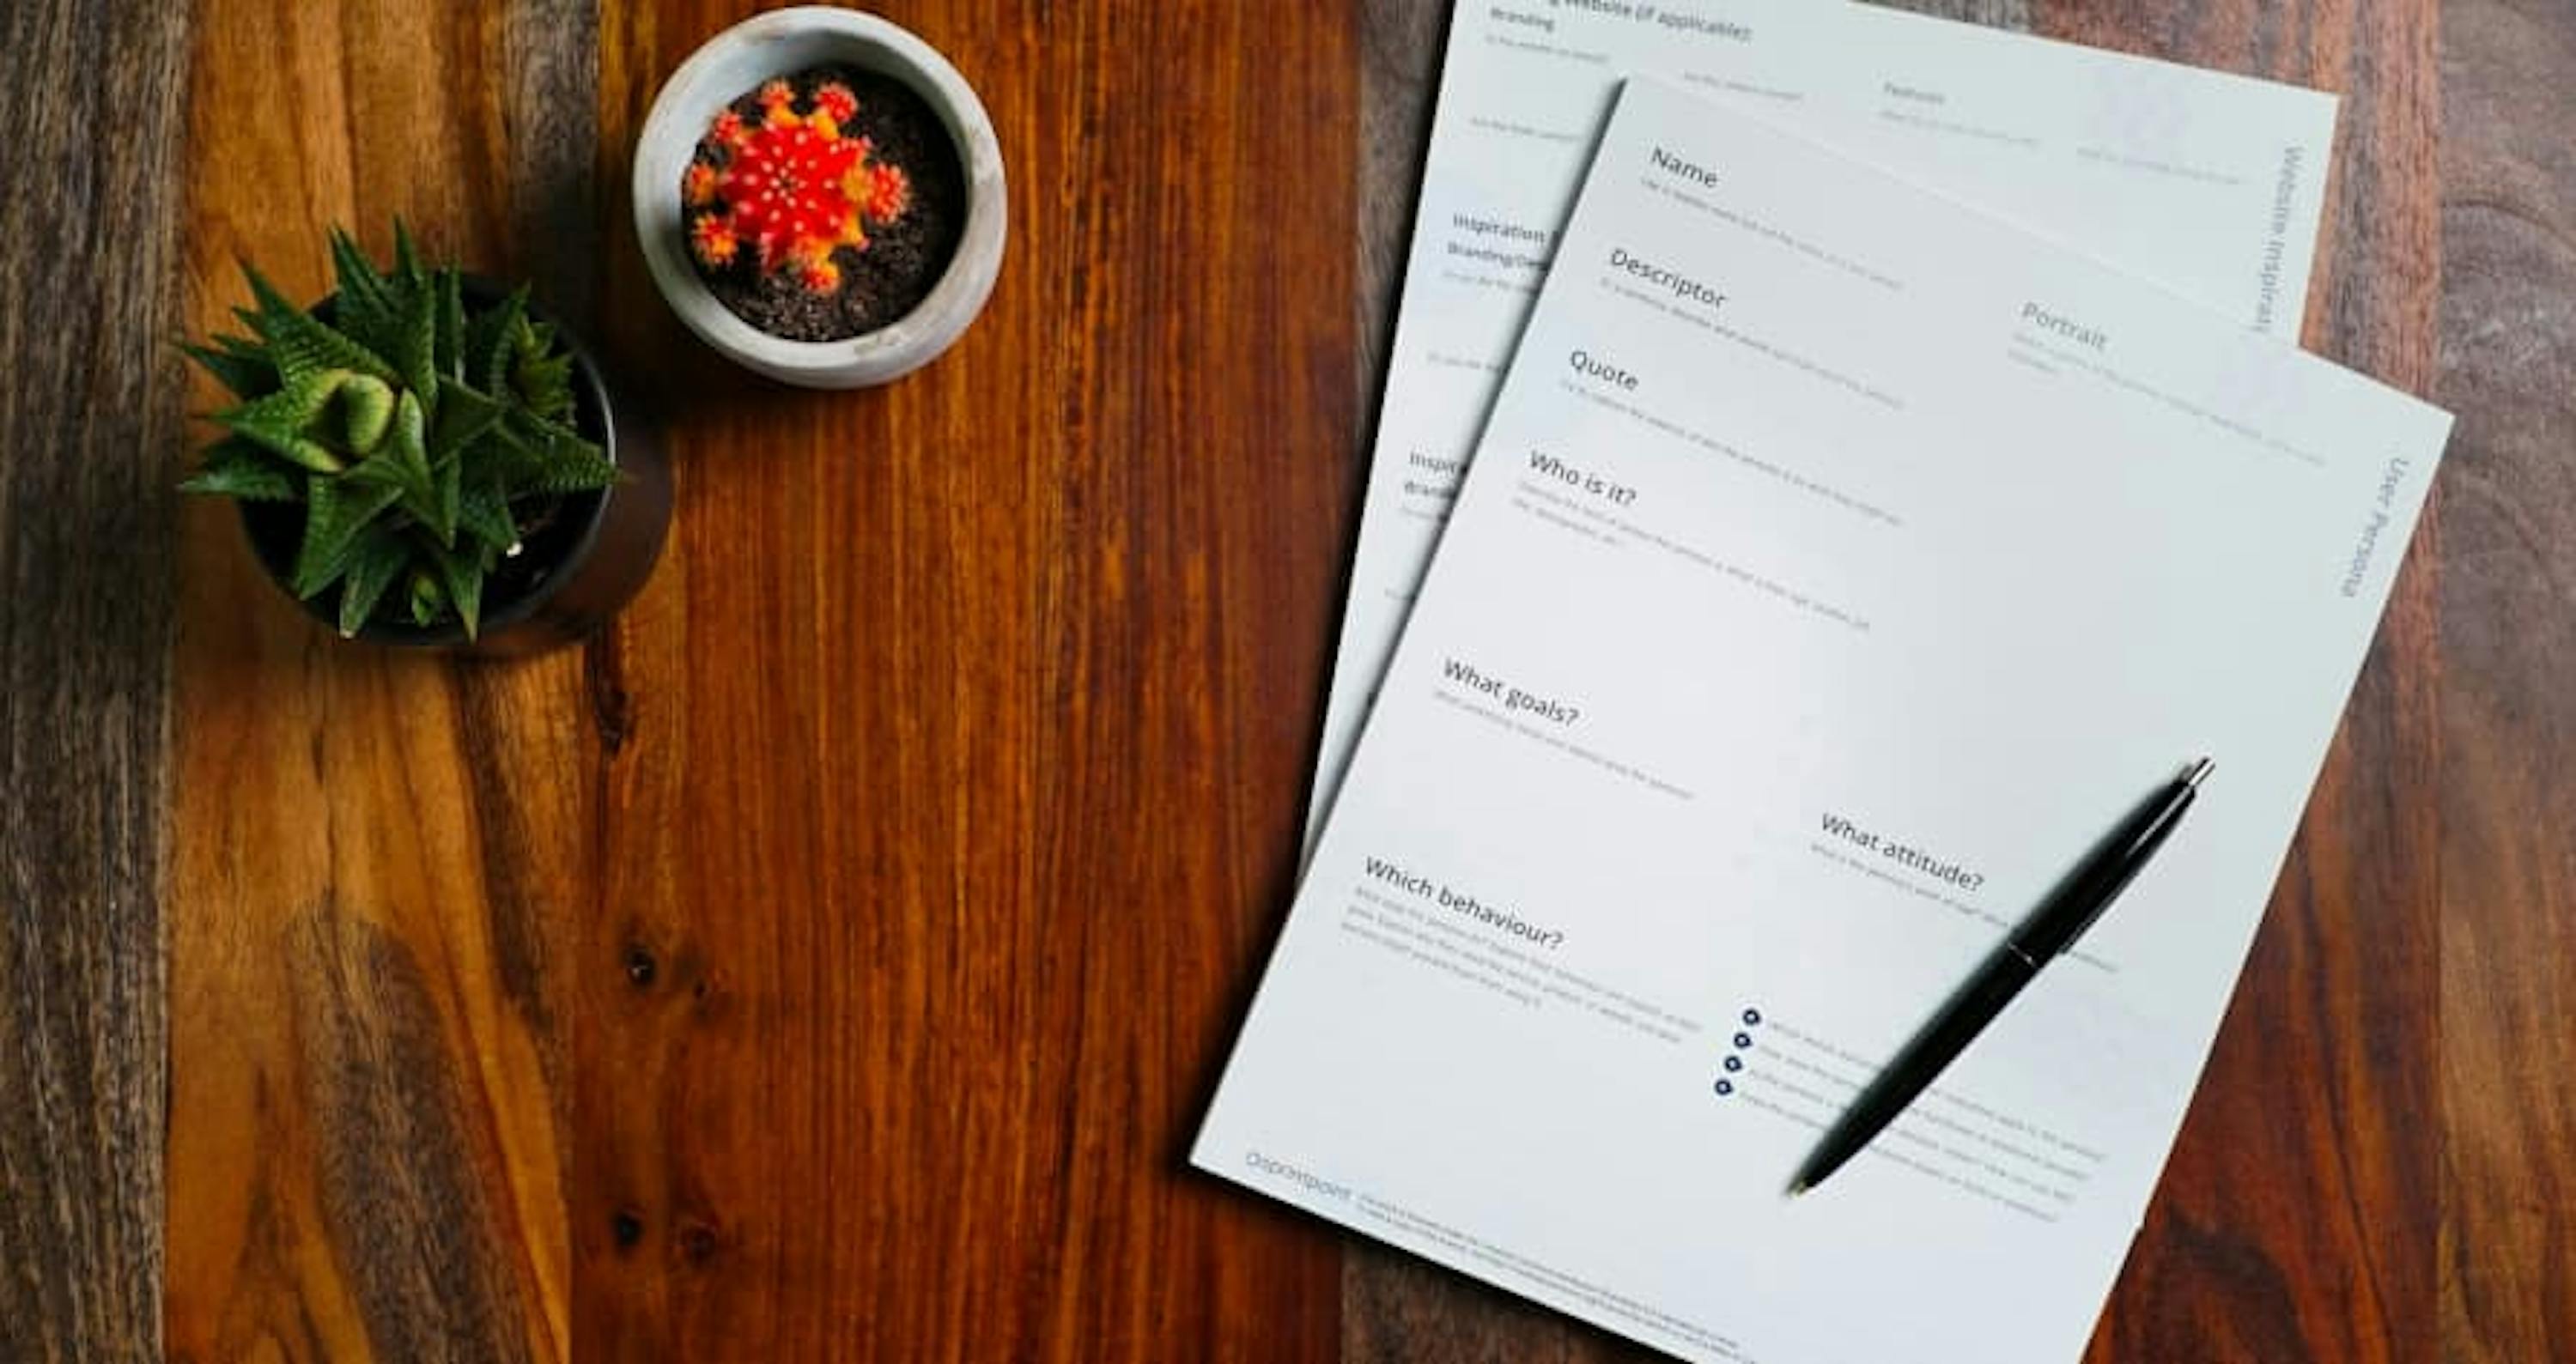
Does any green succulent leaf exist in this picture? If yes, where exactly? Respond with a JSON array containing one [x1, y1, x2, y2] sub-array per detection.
[[509, 333, 576, 423], [392, 277, 440, 426], [483, 421, 611, 497], [326, 228, 403, 361], [337, 373, 395, 452], [243, 264, 399, 385], [428, 449, 464, 549], [387, 390, 430, 481], [215, 373, 349, 473], [215, 332, 275, 367], [464, 288, 529, 397], [293, 474, 406, 599], [428, 377, 506, 463], [179, 440, 301, 501], [405, 567, 446, 627], [458, 482, 520, 553], [434, 267, 467, 383], [260, 315, 398, 390], [427, 541, 489, 640], [370, 390, 459, 545], [530, 446, 620, 495], [392, 221, 428, 291], [480, 418, 550, 484], [328, 229, 391, 310], [340, 443, 433, 507], [502, 406, 593, 454], [180, 338, 276, 400], [334, 527, 412, 637]]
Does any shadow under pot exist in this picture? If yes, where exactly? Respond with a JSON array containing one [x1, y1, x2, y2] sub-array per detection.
[[239, 279, 671, 658]]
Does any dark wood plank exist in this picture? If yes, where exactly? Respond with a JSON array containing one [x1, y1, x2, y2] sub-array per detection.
[[2433, 1, 2576, 1357], [1880, 0, 2036, 27], [1357, 0, 1450, 397], [575, 3, 1358, 1359], [0, 3, 191, 1361], [161, 3, 601, 1359]]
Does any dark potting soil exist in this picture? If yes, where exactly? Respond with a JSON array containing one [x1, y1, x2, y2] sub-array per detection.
[[683, 66, 968, 343]]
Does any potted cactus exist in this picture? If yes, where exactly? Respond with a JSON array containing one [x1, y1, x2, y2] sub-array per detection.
[[682, 76, 922, 307], [180, 227, 669, 654], [634, 8, 1008, 387]]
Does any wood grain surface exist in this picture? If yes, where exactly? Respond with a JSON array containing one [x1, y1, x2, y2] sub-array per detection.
[[2434, 0, 2576, 1355], [0, 3, 191, 1362], [162, 4, 602, 1361], [0, 0, 2567, 1360], [573, 3, 1357, 1361]]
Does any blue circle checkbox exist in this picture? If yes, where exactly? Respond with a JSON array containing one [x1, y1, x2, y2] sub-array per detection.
[[1741, 1008, 1762, 1027], [1733, 1032, 1753, 1049], [1723, 1055, 1743, 1072], [1714, 1078, 1735, 1096]]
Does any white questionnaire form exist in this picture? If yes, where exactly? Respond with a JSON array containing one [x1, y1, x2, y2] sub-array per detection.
[[1202, 81, 2446, 1364], [1309, 0, 2340, 835]]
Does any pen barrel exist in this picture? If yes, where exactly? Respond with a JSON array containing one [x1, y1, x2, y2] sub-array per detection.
[[1797, 765, 2208, 1191], [1796, 948, 2040, 1188], [1874, 951, 2041, 1104], [2012, 779, 2199, 960]]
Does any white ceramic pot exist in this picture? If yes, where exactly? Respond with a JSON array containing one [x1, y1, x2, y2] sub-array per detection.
[[633, 8, 1007, 388]]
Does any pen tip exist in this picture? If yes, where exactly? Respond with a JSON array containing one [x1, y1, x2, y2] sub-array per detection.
[[2185, 756, 2215, 789], [1786, 1179, 1810, 1199]]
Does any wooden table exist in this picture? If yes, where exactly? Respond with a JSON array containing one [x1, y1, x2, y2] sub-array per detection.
[[3, 0, 2569, 1360]]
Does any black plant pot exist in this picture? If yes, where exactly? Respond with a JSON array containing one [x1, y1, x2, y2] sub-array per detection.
[[239, 280, 671, 658]]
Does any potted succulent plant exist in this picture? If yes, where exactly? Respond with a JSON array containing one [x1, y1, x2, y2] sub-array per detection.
[[180, 227, 670, 655], [633, 7, 1007, 388]]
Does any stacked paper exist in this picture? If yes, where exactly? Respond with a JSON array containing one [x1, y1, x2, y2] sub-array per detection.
[[1196, 6, 2450, 1364]]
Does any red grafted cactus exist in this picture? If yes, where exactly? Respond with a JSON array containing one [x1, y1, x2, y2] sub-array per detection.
[[686, 78, 914, 294]]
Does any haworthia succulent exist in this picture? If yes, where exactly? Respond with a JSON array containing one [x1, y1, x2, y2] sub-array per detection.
[[179, 222, 619, 640]]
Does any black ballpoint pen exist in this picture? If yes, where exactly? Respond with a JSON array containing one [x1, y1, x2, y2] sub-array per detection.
[[1789, 757, 2215, 1197]]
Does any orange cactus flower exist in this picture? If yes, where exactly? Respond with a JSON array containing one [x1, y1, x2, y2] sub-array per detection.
[[689, 213, 738, 267], [793, 239, 841, 294], [861, 161, 911, 223], [758, 79, 799, 129]]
